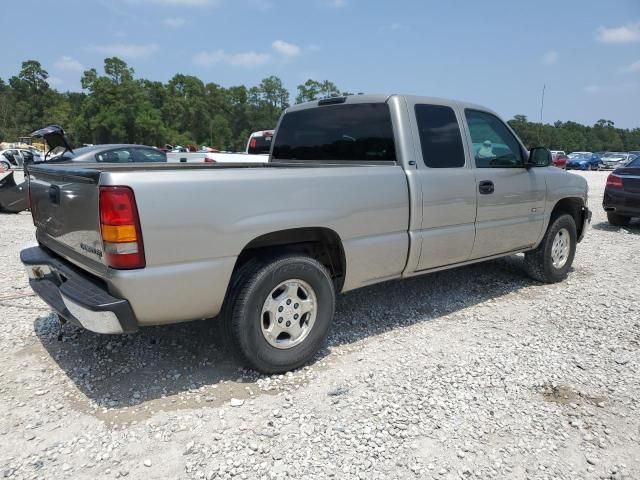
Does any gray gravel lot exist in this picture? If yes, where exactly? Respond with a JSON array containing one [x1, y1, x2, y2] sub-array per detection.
[[0, 171, 638, 480]]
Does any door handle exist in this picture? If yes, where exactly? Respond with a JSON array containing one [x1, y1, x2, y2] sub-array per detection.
[[478, 180, 494, 195]]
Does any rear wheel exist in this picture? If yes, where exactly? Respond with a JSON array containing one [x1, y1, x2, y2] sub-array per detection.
[[223, 255, 336, 374], [525, 214, 577, 283], [0, 160, 10, 172], [607, 212, 631, 226]]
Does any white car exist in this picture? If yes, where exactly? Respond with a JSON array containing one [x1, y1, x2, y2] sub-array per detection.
[[0, 148, 42, 170], [166, 131, 272, 164], [600, 152, 632, 170]]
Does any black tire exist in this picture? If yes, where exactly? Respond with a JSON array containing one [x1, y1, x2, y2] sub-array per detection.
[[223, 255, 335, 374], [525, 214, 577, 283], [607, 212, 631, 226], [0, 160, 10, 171]]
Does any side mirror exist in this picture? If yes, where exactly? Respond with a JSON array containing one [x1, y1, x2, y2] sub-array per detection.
[[528, 147, 551, 167]]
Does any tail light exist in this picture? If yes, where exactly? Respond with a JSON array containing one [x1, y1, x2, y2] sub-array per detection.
[[606, 174, 623, 189], [99, 186, 145, 269], [249, 138, 257, 151]]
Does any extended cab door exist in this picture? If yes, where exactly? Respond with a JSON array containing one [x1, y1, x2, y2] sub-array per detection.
[[462, 109, 546, 259], [407, 101, 477, 271]]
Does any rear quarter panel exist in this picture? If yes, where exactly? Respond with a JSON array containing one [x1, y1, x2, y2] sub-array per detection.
[[101, 165, 410, 324]]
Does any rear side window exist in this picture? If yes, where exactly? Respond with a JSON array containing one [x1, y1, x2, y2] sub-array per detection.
[[415, 104, 466, 168], [272, 103, 396, 162], [134, 148, 166, 162], [96, 149, 132, 162]]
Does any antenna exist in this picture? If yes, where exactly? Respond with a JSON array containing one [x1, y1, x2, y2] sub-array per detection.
[[538, 84, 546, 144]]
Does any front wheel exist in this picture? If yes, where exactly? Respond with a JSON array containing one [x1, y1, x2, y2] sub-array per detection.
[[525, 214, 577, 283], [223, 255, 336, 374], [0, 160, 10, 172]]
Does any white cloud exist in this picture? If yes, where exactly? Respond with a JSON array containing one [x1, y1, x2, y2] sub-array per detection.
[[47, 76, 64, 88], [621, 59, 640, 73], [88, 43, 159, 58], [164, 16, 187, 27], [193, 49, 271, 67], [596, 22, 640, 44], [542, 50, 559, 66], [272, 40, 300, 58], [54, 56, 84, 72]]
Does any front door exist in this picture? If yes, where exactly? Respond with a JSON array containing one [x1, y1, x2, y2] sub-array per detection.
[[463, 109, 546, 259]]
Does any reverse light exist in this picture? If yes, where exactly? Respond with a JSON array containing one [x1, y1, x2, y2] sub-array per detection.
[[99, 186, 145, 269], [606, 174, 623, 189]]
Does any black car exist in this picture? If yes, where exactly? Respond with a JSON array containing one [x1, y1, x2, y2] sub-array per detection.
[[603, 155, 640, 226]]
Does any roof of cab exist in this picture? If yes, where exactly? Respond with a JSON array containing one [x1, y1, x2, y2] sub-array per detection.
[[286, 93, 497, 117]]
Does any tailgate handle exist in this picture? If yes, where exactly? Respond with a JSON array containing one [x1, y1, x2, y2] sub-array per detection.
[[48, 185, 61, 205]]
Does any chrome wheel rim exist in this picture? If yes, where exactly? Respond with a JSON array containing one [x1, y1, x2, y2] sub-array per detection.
[[551, 228, 570, 269], [261, 279, 317, 349]]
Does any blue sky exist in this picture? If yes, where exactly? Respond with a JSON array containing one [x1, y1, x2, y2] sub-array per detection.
[[1, 0, 639, 127]]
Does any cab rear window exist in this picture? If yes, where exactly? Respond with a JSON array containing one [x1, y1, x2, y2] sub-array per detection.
[[272, 103, 396, 162]]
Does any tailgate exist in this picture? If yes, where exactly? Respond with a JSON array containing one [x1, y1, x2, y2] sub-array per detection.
[[28, 165, 108, 276]]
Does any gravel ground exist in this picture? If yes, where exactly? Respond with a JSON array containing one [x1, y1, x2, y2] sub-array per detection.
[[0, 171, 638, 480]]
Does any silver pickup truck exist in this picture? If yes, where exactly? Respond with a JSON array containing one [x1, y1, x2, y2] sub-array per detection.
[[21, 94, 590, 373]]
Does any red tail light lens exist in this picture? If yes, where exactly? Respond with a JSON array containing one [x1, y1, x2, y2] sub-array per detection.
[[249, 138, 257, 151], [99, 186, 145, 269], [606, 174, 623, 189]]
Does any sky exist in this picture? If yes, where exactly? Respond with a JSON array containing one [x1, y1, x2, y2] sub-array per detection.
[[1, 0, 639, 128]]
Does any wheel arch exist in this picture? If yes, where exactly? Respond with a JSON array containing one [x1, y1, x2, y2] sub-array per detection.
[[549, 197, 587, 241], [232, 227, 347, 293]]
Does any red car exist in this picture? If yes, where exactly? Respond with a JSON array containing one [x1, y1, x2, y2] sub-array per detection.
[[552, 153, 568, 169]]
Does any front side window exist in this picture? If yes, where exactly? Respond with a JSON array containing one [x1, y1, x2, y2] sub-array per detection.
[[465, 110, 524, 168], [272, 103, 396, 162], [415, 104, 465, 168]]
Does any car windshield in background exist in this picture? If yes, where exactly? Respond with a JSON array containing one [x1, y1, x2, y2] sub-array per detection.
[[272, 103, 396, 162]]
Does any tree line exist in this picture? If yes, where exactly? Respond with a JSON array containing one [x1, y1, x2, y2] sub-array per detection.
[[1, 59, 639, 153]]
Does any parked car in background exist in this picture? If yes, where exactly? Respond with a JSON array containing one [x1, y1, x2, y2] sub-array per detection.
[[0, 148, 41, 170], [246, 130, 274, 154], [167, 130, 271, 163], [1, 126, 168, 214], [566, 153, 602, 170], [600, 152, 633, 170], [603, 155, 640, 226], [21, 94, 590, 373], [552, 153, 569, 169], [45, 144, 167, 163]]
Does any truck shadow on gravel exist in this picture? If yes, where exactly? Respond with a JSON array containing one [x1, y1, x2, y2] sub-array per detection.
[[33, 254, 540, 417]]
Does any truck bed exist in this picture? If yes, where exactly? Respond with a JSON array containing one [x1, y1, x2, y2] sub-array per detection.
[[26, 160, 410, 325]]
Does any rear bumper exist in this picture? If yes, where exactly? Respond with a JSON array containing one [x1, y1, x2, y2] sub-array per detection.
[[603, 189, 640, 217], [21, 246, 138, 334]]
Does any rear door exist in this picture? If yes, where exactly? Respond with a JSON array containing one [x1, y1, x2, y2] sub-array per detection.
[[407, 101, 477, 270], [462, 109, 546, 259]]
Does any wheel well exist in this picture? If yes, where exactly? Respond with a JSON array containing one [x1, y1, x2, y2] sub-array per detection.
[[234, 227, 346, 292], [551, 197, 585, 238]]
